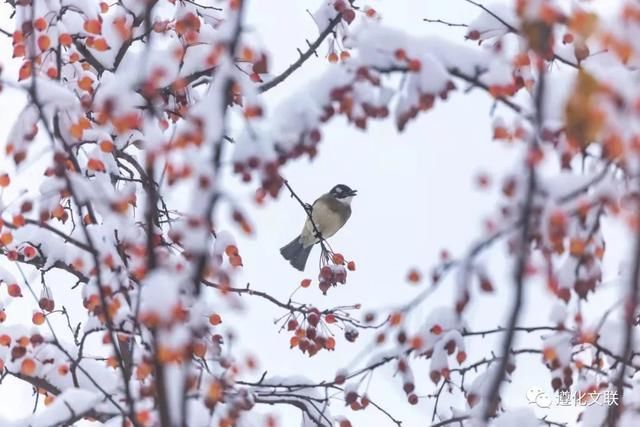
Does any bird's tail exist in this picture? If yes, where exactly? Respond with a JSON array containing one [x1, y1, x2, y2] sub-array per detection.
[[280, 236, 313, 271]]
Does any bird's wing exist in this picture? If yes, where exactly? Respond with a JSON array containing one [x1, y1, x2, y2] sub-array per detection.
[[300, 196, 350, 247]]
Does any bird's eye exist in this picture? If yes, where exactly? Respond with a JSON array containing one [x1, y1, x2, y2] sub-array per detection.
[[335, 187, 342, 193]]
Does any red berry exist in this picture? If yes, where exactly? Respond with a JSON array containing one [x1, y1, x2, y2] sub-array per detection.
[[394, 49, 407, 60], [403, 382, 415, 394], [307, 312, 319, 327], [466, 30, 481, 40], [319, 281, 330, 294], [408, 59, 421, 72], [320, 266, 333, 280], [342, 9, 356, 24]]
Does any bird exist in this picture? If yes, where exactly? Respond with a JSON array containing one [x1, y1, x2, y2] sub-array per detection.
[[280, 184, 357, 271]]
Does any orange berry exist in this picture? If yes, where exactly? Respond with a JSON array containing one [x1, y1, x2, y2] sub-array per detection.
[[1, 232, 13, 245], [37, 35, 50, 51], [209, 313, 222, 325], [93, 38, 109, 51], [241, 47, 254, 62], [34, 18, 48, 31], [99, 140, 114, 152], [21, 358, 36, 375], [0, 334, 11, 346], [87, 158, 105, 172], [13, 31, 24, 44], [18, 61, 32, 81], [59, 33, 73, 46], [32, 312, 45, 325], [84, 19, 102, 35], [410, 336, 423, 349], [430, 324, 443, 335], [207, 381, 223, 402], [192, 341, 206, 358], [493, 126, 511, 140], [325, 337, 336, 350], [289, 336, 299, 348], [136, 410, 151, 425], [136, 362, 152, 380], [394, 49, 407, 60], [407, 269, 421, 283], [228, 255, 243, 267], [543, 347, 557, 362], [106, 356, 119, 368], [13, 44, 25, 58], [78, 76, 93, 91], [389, 312, 402, 326], [12, 214, 25, 227], [569, 238, 586, 257], [408, 59, 421, 71]]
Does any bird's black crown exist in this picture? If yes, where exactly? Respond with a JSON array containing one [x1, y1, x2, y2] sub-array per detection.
[[330, 184, 357, 198]]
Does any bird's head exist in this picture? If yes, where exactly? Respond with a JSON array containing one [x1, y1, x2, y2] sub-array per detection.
[[329, 184, 357, 204]]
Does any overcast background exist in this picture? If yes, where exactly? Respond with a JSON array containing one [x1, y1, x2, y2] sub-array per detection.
[[0, 1, 629, 426]]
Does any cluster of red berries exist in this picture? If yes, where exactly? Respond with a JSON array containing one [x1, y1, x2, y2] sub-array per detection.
[[318, 265, 347, 294], [232, 157, 284, 199], [316, 254, 356, 295], [286, 308, 337, 357]]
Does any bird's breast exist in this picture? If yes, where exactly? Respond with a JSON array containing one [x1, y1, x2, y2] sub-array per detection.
[[300, 198, 351, 247]]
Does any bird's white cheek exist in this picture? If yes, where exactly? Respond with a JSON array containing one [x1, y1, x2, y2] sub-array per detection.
[[340, 196, 354, 205]]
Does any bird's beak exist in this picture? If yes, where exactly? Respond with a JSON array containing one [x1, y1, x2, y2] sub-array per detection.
[[349, 189, 358, 196]]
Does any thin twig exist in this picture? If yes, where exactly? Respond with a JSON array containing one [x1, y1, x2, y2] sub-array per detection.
[[423, 18, 468, 28], [259, 13, 343, 93]]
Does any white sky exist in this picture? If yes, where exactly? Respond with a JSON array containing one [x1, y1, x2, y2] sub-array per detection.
[[0, 1, 630, 426]]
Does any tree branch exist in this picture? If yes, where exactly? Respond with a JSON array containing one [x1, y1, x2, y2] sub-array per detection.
[[259, 13, 343, 93], [482, 64, 545, 421]]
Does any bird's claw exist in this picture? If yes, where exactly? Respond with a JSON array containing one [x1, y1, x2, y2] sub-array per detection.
[[304, 203, 313, 213]]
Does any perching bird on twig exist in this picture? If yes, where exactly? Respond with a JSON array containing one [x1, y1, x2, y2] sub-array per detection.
[[280, 184, 357, 271]]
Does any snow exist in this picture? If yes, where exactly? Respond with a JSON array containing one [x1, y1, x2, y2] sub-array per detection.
[[28, 388, 101, 427], [139, 269, 183, 318], [580, 403, 608, 427], [549, 301, 567, 325]]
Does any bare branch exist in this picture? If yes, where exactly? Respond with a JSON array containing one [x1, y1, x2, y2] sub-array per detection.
[[482, 63, 546, 421]]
